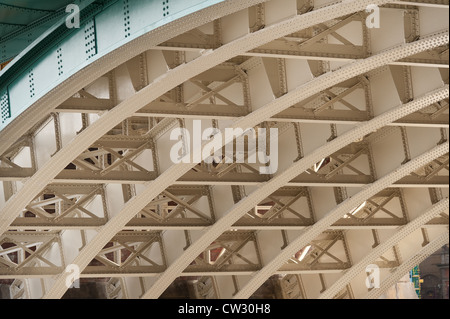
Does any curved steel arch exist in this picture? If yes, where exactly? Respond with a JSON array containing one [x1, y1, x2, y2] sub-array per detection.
[[0, 0, 271, 234], [233, 142, 449, 298], [0, 0, 446, 302], [39, 31, 448, 299], [3, 0, 413, 155], [144, 95, 448, 299], [38, 28, 449, 298], [0, 0, 263, 155], [0, 0, 396, 273], [140, 36, 449, 298], [0, 0, 96, 65], [366, 231, 449, 299], [319, 198, 449, 299], [5, 0, 439, 236]]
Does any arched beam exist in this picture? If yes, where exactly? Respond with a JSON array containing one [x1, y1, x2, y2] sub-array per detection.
[[1, 0, 402, 235], [0, 0, 96, 65], [365, 231, 449, 299], [42, 33, 448, 299], [145, 92, 448, 299], [1, 0, 402, 255], [319, 198, 449, 299], [233, 142, 449, 298], [0, 0, 269, 155], [0, 0, 271, 234]]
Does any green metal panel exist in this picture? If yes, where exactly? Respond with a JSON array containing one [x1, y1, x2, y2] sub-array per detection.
[[58, 24, 89, 73], [0, 0, 77, 11], [127, 0, 162, 39], [0, 3, 48, 26], [95, 1, 128, 52], [1, 20, 63, 60], [0, 1, 87, 62], [33, 45, 61, 96], [0, 24, 21, 39], [0, 0, 225, 131], [164, 0, 210, 18], [8, 68, 35, 115]]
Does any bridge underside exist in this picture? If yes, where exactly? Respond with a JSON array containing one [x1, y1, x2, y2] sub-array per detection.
[[0, 0, 448, 299]]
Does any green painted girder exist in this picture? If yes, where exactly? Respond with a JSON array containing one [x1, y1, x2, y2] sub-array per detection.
[[0, 0, 78, 11], [0, 0, 225, 132], [0, 0, 87, 60], [0, 3, 53, 26]]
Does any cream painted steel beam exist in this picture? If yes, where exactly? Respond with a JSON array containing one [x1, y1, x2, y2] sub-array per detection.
[[232, 143, 448, 299], [0, 0, 276, 235], [319, 198, 449, 299], [3, 1, 444, 235], [41, 32, 449, 299], [144, 90, 448, 299], [366, 231, 449, 299], [0, 0, 446, 300], [8, 186, 447, 231], [2, 170, 448, 187], [0, 0, 269, 157], [55, 98, 449, 128], [1, 0, 400, 254], [391, 0, 449, 8], [8, 221, 445, 232]]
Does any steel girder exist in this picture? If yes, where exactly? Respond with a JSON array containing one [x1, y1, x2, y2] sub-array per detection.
[[2, 6, 446, 238], [366, 230, 449, 299], [46, 36, 449, 298], [233, 143, 448, 298], [4, 0, 446, 296], [319, 198, 448, 298], [0, 0, 266, 155], [97, 39, 450, 299]]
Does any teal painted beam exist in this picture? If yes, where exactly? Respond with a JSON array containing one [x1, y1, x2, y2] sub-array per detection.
[[0, 0, 225, 132], [0, 0, 94, 61]]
